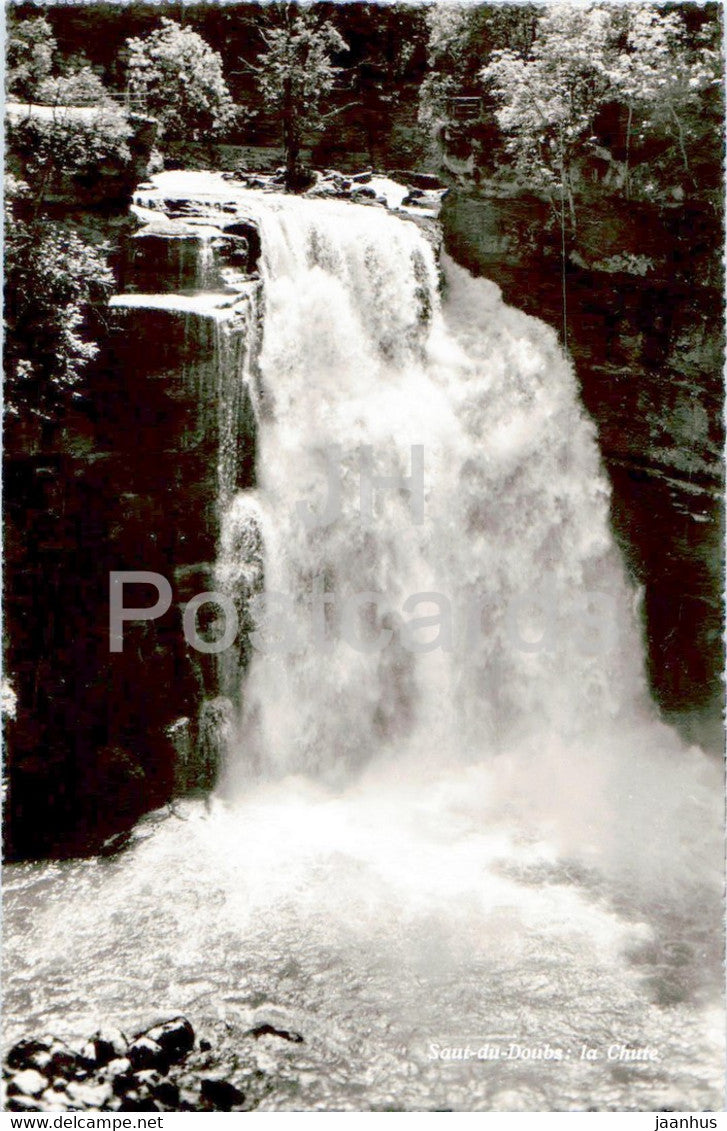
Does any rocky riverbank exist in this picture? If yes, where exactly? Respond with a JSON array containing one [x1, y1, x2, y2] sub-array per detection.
[[3, 1013, 310, 1112]]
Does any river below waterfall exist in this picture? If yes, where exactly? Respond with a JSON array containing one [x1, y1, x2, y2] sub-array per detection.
[[3, 770, 723, 1111], [4, 174, 723, 1112]]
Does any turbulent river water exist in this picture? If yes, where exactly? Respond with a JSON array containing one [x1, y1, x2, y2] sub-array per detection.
[[4, 173, 723, 1111]]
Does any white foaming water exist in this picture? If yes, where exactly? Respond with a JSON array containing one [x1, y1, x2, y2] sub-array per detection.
[[210, 180, 720, 891], [4, 173, 722, 1110]]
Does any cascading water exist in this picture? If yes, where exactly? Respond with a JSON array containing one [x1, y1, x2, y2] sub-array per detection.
[[216, 184, 718, 884], [4, 172, 722, 1112]]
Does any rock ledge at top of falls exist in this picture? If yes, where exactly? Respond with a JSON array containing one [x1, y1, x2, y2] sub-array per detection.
[[223, 165, 447, 217], [304, 168, 446, 216], [132, 167, 446, 249]]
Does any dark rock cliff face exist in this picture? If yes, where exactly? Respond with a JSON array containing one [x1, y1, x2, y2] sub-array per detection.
[[442, 191, 724, 751], [3, 227, 260, 860]]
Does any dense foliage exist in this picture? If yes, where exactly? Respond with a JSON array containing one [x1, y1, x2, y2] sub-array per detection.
[[418, 5, 537, 136], [7, 1, 722, 205], [420, 2, 722, 210], [4, 217, 114, 425], [483, 5, 721, 208], [126, 17, 234, 138], [36, 66, 114, 108], [6, 14, 56, 102], [7, 13, 113, 108], [8, 109, 133, 202], [5, 18, 129, 433], [6, 15, 134, 208]]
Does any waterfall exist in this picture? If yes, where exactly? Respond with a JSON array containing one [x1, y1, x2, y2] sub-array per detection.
[[171, 179, 714, 890], [5, 174, 722, 1108], [220, 201, 618, 741], [117, 171, 720, 881]]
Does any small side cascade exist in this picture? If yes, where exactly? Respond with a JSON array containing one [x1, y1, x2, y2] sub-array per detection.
[[215, 493, 266, 707]]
